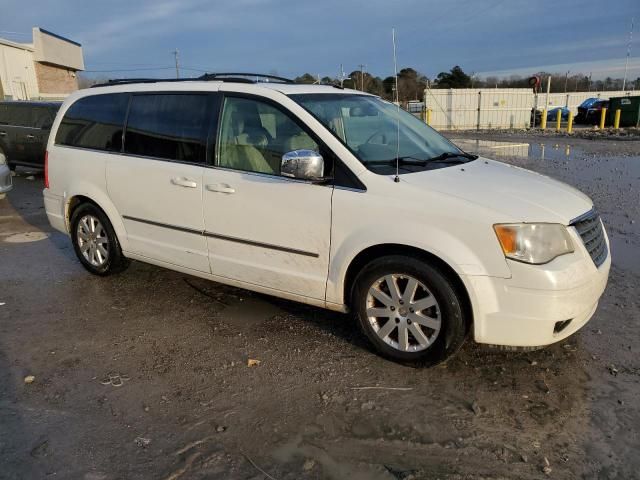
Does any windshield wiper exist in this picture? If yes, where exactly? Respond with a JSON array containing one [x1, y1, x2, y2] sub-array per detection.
[[366, 156, 430, 166], [367, 152, 478, 168], [426, 151, 478, 163]]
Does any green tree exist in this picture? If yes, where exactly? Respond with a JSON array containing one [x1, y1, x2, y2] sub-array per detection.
[[435, 66, 472, 88], [294, 73, 317, 84]]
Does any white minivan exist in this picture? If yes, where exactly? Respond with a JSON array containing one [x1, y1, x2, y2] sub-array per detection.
[[43, 74, 610, 364]]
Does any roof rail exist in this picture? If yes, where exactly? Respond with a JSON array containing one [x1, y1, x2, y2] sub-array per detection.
[[198, 73, 295, 84], [90, 73, 295, 88]]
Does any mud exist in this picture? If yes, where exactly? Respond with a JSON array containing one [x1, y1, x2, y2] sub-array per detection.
[[1, 135, 639, 480]]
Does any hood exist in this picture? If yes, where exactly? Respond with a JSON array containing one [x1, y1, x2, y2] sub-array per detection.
[[400, 158, 592, 224]]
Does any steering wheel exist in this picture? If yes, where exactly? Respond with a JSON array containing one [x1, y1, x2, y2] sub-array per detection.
[[363, 129, 388, 145]]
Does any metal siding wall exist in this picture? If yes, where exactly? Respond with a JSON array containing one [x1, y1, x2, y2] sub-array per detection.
[[0, 44, 39, 100], [425, 88, 640, 130]]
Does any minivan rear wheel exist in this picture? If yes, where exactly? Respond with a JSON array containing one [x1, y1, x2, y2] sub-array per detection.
[[352, 255, 467, 365], [70, 203, 129, 276]]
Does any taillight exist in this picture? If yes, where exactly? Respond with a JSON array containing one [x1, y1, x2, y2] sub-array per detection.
[[44, 150, 49, 189]]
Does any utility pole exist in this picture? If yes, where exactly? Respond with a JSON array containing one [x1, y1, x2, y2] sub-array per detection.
[[358, 63, 366, 91], [339, 64, 346, 87], [623, 17, 634, 91], [172, 49, 180, 79], [564, 70, 570, 93], [588, 72, 592, 92]]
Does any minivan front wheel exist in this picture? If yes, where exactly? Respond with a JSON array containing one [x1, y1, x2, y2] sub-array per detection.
[[70, 203, 129, 276], [352, 256, 467, 365]]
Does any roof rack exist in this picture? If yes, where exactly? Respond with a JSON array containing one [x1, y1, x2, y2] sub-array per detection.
[[91, 73, 295, 88], [198, 73, 295, 84]]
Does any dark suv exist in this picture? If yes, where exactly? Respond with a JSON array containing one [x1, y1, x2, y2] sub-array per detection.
[[0, 101, 61, 170]]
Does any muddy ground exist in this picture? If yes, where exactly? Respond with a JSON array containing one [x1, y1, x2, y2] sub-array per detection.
[[1, 133, 639, 480]]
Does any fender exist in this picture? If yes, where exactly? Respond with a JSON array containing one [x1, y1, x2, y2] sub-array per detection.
[[326, 226, 506, 306], [64, 181, 130, 252]]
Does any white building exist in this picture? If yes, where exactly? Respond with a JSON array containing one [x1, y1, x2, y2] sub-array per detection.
[[0, 27, 84, 100]]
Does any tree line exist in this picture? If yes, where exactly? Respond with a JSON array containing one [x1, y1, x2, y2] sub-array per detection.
[[295, 66, 640, 101]]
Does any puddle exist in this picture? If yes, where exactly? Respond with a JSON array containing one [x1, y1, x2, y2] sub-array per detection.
[[2, 232, 50, 243], [451, 138, 585, 162]]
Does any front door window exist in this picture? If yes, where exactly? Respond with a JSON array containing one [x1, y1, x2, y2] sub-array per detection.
[[217, 96, 318, 175]]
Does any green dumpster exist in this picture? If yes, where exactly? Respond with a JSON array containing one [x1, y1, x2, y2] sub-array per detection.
[[608, 96, 640, 127]]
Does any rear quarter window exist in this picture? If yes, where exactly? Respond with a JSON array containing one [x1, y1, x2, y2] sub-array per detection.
[[55, 94, 129, 151]]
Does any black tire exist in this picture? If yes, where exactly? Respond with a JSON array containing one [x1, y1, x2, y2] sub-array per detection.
[[352, 255, 467, 366], [70, 203, 129, 276]]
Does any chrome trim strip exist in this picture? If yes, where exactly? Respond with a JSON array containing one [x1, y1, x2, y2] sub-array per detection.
[[569, 208, 596, 225], [122, 215, 319, 258], [122, 215, 202, 235], [203, 231, 319, 258]]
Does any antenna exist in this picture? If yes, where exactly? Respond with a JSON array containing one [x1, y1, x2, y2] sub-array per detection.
[[392, 28, 400, 183], [622, 17, 634, 91]]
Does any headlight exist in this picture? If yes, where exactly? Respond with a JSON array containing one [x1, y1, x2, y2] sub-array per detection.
[[493, 223, 574, 264]]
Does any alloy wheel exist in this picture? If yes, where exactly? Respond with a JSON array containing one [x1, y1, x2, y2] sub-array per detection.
[[77, 214, 109, 267], [366, 274, 441, 352]]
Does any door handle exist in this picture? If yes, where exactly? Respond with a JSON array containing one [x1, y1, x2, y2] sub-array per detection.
[[206, 183, 235, 194], [170, 177, 198, 188], [25, 134, 35, 140], [0, 132, 6, 136]]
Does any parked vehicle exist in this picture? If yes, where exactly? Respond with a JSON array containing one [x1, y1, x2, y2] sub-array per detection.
[[574, 97, 599, 124], [0, 101, 61, 170], [0, 149, 12, 198], [531, 106, 570, 125], [584, 100, 609, 125], [43, 75, 610, 364]]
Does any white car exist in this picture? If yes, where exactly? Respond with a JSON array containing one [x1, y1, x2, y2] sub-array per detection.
[[43, 74, 610, 364], [0, 150, 13, 198]]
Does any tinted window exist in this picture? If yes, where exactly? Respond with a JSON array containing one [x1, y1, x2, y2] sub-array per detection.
[[124, 94, 208, 163], [31, 107, 53, 129], [4, 104, 31, 127], [0, 104, 8, 125], [56, 94, 129, 151], [217, 96, 318, 175]]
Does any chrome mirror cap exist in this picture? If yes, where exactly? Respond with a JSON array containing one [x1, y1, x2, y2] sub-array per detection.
[[281, 150, 324, 181]]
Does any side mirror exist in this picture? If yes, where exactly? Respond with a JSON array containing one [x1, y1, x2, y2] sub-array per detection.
[[281, 150, 324, 181]]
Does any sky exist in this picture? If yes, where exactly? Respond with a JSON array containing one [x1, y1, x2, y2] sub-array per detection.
[[2, 0, 639, 82]]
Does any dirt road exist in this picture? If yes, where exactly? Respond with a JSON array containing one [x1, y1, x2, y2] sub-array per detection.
[[1, 133, 639, 479]]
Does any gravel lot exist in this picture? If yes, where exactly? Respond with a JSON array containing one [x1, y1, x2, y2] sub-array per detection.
[[1, 133, 639, 480]]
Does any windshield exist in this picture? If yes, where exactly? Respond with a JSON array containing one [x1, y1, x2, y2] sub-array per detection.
[[289, 93, 464, 172]]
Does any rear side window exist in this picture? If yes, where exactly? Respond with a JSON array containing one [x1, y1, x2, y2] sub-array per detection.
[[124, 94, 209, 163], [31, 107, 53, 129], [55, 94, 129, 152], [4, 105, 31, 127]]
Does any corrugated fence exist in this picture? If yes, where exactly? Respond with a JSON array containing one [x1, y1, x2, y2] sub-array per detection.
[[423, 88, 640, 130]]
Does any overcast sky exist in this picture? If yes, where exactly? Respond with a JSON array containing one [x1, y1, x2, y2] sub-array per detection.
[[2, 0, 638, 81]]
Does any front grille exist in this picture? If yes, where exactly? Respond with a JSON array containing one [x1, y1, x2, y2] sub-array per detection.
[[571, 209, 608, 267]]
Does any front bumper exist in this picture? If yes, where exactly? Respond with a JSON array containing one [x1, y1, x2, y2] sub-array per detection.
[[464, 234, 611, 347], [0, 164, 12, 195]]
